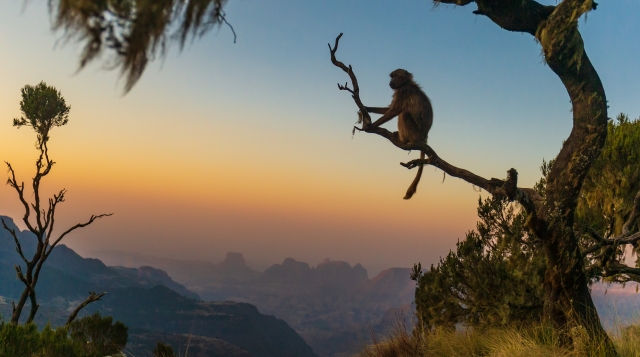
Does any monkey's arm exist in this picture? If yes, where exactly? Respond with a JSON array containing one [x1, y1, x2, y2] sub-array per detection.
[[370, 107, 401, 127], [364, 106, 389, 115]]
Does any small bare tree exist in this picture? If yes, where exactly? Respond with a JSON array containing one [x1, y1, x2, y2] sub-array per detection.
[[2, 82, 111, 324]]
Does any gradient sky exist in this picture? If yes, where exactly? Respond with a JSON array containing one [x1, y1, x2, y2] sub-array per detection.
[[1, 0, 639, 275]]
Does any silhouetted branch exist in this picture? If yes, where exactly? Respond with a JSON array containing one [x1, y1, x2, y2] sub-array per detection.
[[5, 162, 36, 233], [328, 33, 371, 126], [1, 219, 28, 265], [66, 291, 107, 325], [46, 214, 113, 257], [601, 264, 640, 280], [582, 190, 640, 255], [329, 34, 541, 212]]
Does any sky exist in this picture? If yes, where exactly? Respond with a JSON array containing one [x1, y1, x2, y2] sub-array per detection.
[[0, 0, 639, 276]]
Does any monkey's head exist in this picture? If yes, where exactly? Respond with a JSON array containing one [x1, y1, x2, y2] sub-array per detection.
[[389, 69, 413, 90]]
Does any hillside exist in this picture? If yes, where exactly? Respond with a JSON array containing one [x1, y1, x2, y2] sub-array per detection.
[[95, 250, 417, 356], [0, 216, 317, 357]]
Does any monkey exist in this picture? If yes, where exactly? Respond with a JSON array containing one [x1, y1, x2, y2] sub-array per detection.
[[365, 69, 433, 200]]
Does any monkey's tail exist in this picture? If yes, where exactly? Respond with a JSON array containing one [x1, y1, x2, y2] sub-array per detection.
[[404, 151, 425, 200]]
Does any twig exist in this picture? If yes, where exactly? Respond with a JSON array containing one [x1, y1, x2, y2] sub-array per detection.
[[328, 33, 371, 126]]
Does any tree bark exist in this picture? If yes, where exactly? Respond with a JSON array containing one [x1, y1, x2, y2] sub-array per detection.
[[441, 0, 612, 348], [432, 0, 606, 326]]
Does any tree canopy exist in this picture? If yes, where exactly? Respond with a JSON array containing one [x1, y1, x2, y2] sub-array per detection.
[[13, 81, 69, 145], [48, 0, 230, 92]]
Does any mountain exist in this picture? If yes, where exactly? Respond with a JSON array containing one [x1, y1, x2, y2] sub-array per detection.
[[0, 216, 198, 300], [0, 216, 317, 357], [88, 286, 317, 357], [91, 251, 417, 356], [93, 250, 261, 286]]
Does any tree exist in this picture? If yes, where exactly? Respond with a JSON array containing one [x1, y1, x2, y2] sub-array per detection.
[[329, 0, 621, 350], [1, 82, 111, 324], [47, 0, 232, 92], [414, 114, 640, 338]]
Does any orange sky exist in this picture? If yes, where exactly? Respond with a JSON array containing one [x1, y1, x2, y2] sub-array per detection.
[[1, 1, 639, 275]]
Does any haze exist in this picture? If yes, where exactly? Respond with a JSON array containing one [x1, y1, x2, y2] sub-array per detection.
[[1, 0, 639, 275]]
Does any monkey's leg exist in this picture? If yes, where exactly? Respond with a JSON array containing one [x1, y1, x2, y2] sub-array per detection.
[[404, 151, 425, 200]]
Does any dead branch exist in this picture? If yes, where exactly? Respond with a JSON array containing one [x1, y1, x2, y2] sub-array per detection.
[[46, 213, 113, 257], [66, 291, 106, 325], [5, 162, 36, 233], [328, 33, 371, 126], [1, 219, 29, 264], [329, 33, 541, 211]]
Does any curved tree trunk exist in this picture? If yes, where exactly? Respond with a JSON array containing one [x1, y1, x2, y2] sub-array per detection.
[[332, 0, 613, 350], [448, 0, 613, 349]]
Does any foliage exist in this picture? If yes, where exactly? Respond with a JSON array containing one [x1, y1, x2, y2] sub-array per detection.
[[153, 341, 176, 357], [0, 313, 127, 357], [49, 0, 230, 92], [413, 196, 546, 330], [577, 114, 640, 237], [574, 114, 640, 283], [413, 114, 640, 330], [68, 312, 128, 356], [13, 81, 69, 145], [0, 322, 79, 357]]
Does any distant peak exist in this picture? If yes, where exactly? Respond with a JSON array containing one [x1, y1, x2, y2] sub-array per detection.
[[219, 252, 247, 268]]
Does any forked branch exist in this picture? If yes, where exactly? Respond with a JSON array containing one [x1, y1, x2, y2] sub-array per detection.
[[581, 189, 640, 282], [46, 213, 113, 257], [328, 33, 541, 211], [328, 33, 371, 126]]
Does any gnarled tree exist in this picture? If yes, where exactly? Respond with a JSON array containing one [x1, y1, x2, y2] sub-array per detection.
[[330, 0, 617, 349]]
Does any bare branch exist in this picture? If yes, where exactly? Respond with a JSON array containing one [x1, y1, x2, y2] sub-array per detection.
[[601, 263, 640, 282], [399, 140, 540, 212], [46, 213, 113, 257], [5, 162, 36, 233], [329, 34, 541, 213], [328, 33, 371, 126], [14, 265, 34, 293], [66, 291, 106, 325], [1, 219, 29, 265], [44, 189, 67, 246]]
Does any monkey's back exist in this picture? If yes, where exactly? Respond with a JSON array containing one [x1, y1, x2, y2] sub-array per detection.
[[396, 84, 433, 144]]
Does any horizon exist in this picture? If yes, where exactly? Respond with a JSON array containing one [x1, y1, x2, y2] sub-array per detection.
[[1, 1, 639, 277], [88, 247, 414, 277]]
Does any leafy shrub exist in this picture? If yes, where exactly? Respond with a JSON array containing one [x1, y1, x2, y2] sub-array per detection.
[[0, 313, 127, 357], [0, 321, 81, 357], [68, 312, 128, 356], [153, 341, 176, 357]]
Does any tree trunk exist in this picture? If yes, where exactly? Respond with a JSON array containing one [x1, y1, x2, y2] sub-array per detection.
[[435, 0, 613, 349]]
